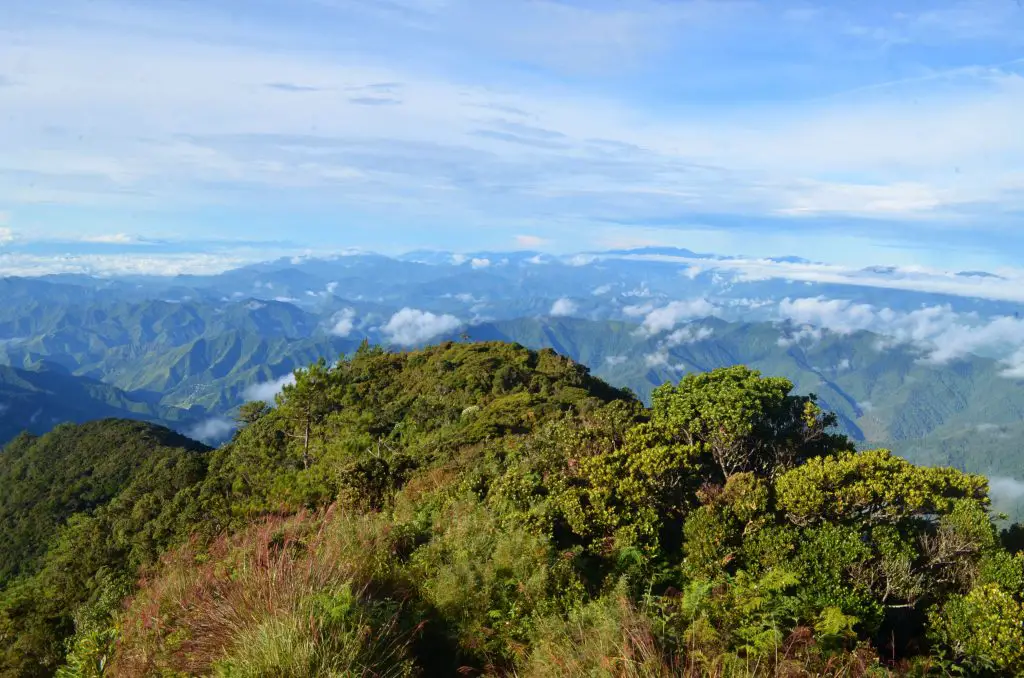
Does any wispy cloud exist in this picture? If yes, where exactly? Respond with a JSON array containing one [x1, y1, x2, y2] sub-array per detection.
[[514, 234, 548, 249], [989, 476, 1024, 502], [603, 253, 1024, 304], [266, 82, 324, 92], [0, 251, 255, 276], [78, 233, 149, 244], [348, 96, 402, 106], [1, 0, 1022, 260], [329, 308, 357, 337]]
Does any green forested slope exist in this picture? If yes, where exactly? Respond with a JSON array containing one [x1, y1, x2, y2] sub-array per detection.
[[0, 420, 209, 585], [1, 342, 1022, 677]]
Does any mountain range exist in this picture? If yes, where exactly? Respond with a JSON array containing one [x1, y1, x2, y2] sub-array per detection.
[[2, 247, 1022, 515]]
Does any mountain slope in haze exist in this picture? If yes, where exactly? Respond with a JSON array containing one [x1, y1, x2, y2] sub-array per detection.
[[3, 292, 1021, 490], [0, 364, 193, 444], [0, 297, 364, 417]]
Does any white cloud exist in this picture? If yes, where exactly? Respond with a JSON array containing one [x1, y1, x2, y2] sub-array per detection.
[[836, 358, 851, 371], [605, 355, 627, 366], [186, 417, 235, 443], [622, 303, 654, 317], [989, 476, 1024, 501], [326, 281, 339, 295], [78, 233, 143, 244], [1002, 349, 1024, 379], [0, 227, 14, 245], [592, 284, 613, 295], [643, 349, 688, 373], [638, 298, 715, 335], [778, 297, 879, 335], [382, 307, 460, 345], [664, 325, 713, 347], [566, 254, 597, 267], [975, 423, 1011, 439], [0, 251, 259, 277], [330, 308, 357, 337], [244, 373, 296, 403], [470, 257, 491, 269], [776, 295, 1024, 376], [681, 265, 703, 279], [644, 349, 669, 367], [550, 297, 578, 316], [605, 253, 1024, 305]]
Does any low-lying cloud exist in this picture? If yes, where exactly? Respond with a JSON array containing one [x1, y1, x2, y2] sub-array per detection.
[[663, 326, 713, 348], [776, 296, 1024, 377], [383, 308, 461, 345], [186, 417, 235, 444], [550, 297, 578, 317], [330, 308, 357, 337], [637, 299, 715, 336], [244, 373, 296, 403], [606, 254, 1024, 305], [989, 476, 1024, 502]]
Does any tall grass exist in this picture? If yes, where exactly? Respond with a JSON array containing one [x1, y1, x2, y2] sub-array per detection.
[[524, 594, 674, 678], [112, 507, 418, 677]]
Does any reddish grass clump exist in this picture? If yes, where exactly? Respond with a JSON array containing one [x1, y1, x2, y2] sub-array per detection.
[[111, 507, 416, 677]]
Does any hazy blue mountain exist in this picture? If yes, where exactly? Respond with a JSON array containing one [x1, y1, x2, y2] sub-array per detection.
[[0, 363, 191, 444]]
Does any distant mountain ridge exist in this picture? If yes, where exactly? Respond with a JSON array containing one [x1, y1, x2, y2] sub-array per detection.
[[0, 363, 187, 443], [1, 249, 1021, 515]]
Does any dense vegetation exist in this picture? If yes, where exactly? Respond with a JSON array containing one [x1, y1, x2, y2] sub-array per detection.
[[1, 341, 1022, 676]]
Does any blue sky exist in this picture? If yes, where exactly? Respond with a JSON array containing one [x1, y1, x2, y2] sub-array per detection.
[[1, 0, 1023, 273]]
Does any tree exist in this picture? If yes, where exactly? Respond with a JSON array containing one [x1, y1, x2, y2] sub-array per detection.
[[278, 359, 336, 469], [236, 401, 271, 427], [651, 366, 849, 480], [775, 448, 989, 528]]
